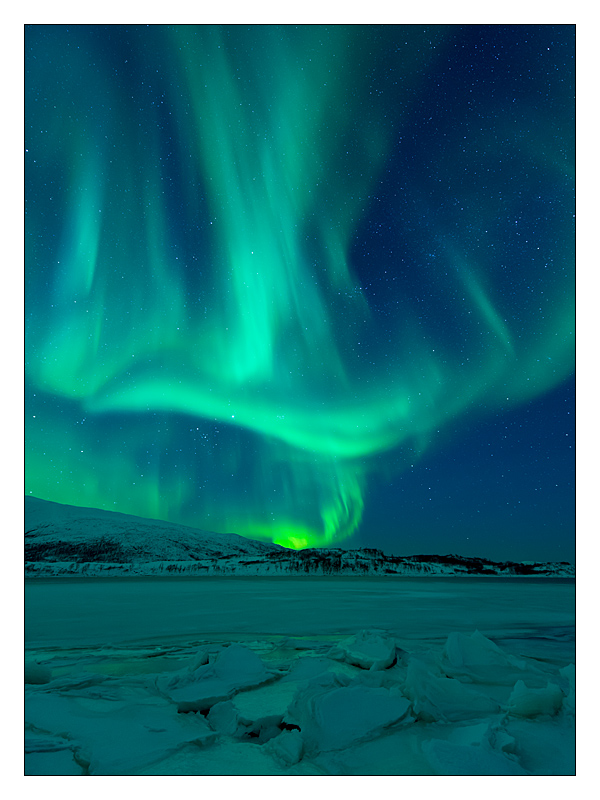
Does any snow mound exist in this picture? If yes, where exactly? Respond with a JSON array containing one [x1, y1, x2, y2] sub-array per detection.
[[329, 629, 397, 670], [287, 671, 412, 753]]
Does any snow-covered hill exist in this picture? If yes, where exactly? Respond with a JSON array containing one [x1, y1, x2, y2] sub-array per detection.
[[25, 496, 285, 562], [25, 497, 574, 578]]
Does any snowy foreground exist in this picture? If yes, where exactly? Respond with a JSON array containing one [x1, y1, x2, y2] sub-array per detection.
[[25, 577, 575, 775]]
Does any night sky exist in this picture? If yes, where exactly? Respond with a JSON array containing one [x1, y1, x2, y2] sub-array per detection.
[[25, 24, 575, 563]]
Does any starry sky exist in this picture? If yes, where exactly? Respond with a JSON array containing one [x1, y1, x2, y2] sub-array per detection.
[[25, 24, 575, 563]]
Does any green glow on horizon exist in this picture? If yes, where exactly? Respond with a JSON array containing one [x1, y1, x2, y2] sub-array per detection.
[[25, 26, 574, 550]]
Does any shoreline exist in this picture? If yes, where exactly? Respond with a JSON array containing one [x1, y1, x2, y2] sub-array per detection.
[[25, 572, 575, 583]]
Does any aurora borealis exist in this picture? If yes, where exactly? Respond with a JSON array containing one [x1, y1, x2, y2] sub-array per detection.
[[25, 25, 575, 560]]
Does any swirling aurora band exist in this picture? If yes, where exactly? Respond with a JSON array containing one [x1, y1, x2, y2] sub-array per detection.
[[25, 25, 574, 550]]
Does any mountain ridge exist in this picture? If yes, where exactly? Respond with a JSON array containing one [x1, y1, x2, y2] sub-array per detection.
[[24, 496, 574, 578]]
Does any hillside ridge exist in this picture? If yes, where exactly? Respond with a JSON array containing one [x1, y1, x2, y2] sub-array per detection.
[[24, 497, 574, 578]]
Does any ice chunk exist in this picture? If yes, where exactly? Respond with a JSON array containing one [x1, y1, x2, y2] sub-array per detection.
[[232, 679, 298, 720], [24, 732, 84, 775], [156, 643, 272, 712], [288, 671, 412, 753], [206, 700, 240, 736], [211, 643, 269, 685], [506, 680, 563, 718], [186, 647, 210, 672], [206, 698, 283, 744], [280, 655, 362, 683], [441, 630, 535, 685], [446, 720, 517, 755], [134, 741, 296, 776], [25, 748, 84, 775], [236, 714, 283, 744], [26, 672, 110, 693], [265, 729, 304, 766], [25, 735, 74, 753], [25, 661, 52, 685], [311, 724, 435, 776], [403, 658, 500, 722], [316, 718, 521, 777], [559, 663, 575, 716], [446, 722, 490, 747], [422, 738, 528, 775], [25, 691, 216, 775], [329, 630, 397, 671], [489, 727, 517, 754], [502, 718, 575, 775], [280, 656, 339, 683], [444, 630, 510, 667]]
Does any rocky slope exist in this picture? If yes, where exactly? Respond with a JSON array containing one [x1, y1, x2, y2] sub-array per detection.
[[25, 497, 574, 578]]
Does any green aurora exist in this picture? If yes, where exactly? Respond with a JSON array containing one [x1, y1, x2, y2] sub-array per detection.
[[25, 25, 574, 549]]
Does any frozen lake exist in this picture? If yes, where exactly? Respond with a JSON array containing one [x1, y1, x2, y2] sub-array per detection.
[[25, 577, 575, 775], [25, 576, 574, 663]]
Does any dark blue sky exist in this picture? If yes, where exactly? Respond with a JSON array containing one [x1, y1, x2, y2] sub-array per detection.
[[354, 377, 575, 563]]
